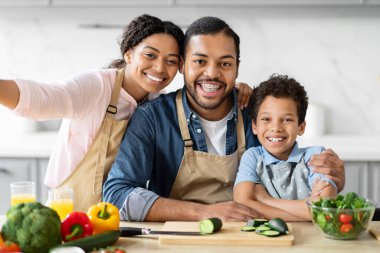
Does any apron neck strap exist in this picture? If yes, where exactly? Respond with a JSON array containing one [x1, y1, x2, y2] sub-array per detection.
[[236, 109, 246, 158], [175, 89, 193, 148], [107, 68, 125, 115]]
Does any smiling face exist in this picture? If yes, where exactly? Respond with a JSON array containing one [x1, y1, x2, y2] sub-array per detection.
[[181, 32, 238, 120], [124, 33, 180, 100], [252, 96, 306, 161]]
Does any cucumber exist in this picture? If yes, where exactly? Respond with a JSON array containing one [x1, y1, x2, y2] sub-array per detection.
[[261, 230, 281, 237], [255, 226, 271, 234], [240, 226, 256, 232], [199, 217, 223, 234], [247, 219, 268, 227], [50, 230, 120, 253], [268, 218, 289, 235]]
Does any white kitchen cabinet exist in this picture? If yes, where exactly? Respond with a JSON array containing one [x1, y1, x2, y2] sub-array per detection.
[[0, 158, 37, 214], [365, 0, 380, 5], [175, 0, 363, 6], [341, 161, 380, 205], [51, 0, 172, 6], [0, 0, 48, 6]]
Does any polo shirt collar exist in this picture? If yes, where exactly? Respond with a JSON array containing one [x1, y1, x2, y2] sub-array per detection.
[[262, 142, 305, 165]]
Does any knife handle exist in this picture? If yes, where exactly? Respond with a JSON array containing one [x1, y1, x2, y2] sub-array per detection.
[[119, 227, 144, 237]]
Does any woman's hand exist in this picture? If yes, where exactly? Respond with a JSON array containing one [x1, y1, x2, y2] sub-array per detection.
[[234, 82, 253, 110]]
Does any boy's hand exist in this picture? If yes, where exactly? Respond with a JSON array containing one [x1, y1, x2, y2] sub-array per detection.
[[308, 148, 345, 192], [235, 82, 253, 110]]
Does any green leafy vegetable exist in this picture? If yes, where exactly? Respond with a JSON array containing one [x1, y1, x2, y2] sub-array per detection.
[[309, 192, 375, 239]]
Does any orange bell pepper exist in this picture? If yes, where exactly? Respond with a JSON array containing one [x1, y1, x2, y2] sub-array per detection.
[[87, 202, 120, 234]]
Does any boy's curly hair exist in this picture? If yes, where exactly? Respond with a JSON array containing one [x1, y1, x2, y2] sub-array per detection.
[[249, 74, 308, 125]]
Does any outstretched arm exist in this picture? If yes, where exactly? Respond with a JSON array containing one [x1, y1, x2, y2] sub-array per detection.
[[233, 182, 307, 221], [309, 149, 345, 192], [0, 80, 20, 109]]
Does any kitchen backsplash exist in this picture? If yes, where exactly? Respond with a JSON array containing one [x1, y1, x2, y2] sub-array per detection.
[[0, 6, 379, 135]]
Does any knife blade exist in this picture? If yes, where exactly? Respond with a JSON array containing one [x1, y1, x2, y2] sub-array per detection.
[[119, 227, 203, 237]]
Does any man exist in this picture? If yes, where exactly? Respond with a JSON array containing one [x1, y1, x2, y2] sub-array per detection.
[[103, 17, 345, 221]]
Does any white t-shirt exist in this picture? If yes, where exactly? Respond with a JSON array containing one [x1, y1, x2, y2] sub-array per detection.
[[198, 110, 234, 156], [13, 69, 137, 188]]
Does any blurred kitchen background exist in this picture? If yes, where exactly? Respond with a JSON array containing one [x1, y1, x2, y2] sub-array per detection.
[[0, 0, 380, 213]]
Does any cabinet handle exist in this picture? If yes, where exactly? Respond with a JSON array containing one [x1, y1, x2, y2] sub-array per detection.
[[0, 168, 11, 175]]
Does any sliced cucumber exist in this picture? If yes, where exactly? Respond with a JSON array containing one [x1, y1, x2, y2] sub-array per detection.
[[261, 230, 281, 237], [268, 218, 289, 235], [255, 226, 271, 234], [199, 217, 223, 234], [247, 219, 268, 227], [241, 226, 256, 232]]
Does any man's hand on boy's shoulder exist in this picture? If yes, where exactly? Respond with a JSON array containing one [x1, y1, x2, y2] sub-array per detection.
[[308, 148, 345, 192]]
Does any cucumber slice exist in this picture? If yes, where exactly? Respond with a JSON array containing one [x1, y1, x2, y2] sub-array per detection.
[[268, 218, 289, 235], [255, 226, 271, 234], [261, 230, 281, 237], [241, 226, 256, 232], [199, 217, 223, 234], [247, 219, 268, 227]]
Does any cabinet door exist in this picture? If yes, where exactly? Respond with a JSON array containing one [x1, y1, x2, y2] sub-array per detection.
[[37, 158, 50, 204], [0, 158, 36, 214], [341, 162, 367, 197], [368, 162, 380, 206]]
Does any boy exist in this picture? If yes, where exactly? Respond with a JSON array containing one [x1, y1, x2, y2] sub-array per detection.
[[233, 74, 337, 221]]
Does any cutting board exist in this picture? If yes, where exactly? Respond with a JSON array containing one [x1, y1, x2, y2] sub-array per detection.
[[159, 221, 294, 246], [369, 227, 380, 240]]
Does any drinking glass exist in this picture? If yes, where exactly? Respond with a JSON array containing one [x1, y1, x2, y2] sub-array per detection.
[[10, 181, 36, 206], [47, 188, 74, 221]]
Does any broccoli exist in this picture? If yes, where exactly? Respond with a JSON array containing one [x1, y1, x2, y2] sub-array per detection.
[[1, 202, 62, 253]]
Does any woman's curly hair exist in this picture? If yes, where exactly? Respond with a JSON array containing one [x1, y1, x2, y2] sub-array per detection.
[[108, 14, 184, 68]]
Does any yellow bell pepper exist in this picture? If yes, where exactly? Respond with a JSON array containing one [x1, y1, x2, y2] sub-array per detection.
[[87, 202, 120, 234]]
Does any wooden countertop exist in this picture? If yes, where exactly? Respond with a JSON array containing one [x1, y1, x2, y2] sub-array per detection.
[[116, 221, 380, 252], [0, 216, 379, 252]]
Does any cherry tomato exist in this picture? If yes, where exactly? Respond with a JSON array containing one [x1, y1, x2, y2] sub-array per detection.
[[340, 223, 353, 233], [325, 215, 332, 221], [339, 214, 353, 224]]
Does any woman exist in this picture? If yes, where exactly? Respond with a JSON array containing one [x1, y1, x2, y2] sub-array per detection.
[[0, 14, 251, 212]]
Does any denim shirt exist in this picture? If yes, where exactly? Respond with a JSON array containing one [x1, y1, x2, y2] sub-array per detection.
[[103, 87, 259, 221]]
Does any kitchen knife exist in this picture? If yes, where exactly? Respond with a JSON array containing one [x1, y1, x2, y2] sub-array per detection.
[[120, 227, 203, 237]]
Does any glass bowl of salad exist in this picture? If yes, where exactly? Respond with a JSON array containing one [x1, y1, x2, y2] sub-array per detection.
[[306, 192, 376, 240]]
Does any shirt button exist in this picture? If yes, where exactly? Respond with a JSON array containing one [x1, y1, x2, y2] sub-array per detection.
[[192, 114, 197, 119], [196, 129, 202, 134]]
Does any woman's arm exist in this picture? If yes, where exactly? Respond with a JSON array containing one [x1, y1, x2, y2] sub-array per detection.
[[233, 182, 307, 221], [234, 82, 252, 110], [0, 80, 20, 109]]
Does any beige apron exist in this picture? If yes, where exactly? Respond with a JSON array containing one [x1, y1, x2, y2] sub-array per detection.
[[169, 90, 246, 204], [56, 68, 129, 212]]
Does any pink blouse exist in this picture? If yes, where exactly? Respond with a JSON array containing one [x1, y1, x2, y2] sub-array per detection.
[[14, 69, 137, 188]]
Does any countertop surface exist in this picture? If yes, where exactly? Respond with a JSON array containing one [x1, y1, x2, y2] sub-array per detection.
[[0, 131, 379, 161], [0, 216, 379, 253]]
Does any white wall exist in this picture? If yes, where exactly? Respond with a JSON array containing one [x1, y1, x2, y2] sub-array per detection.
[[1, 6, 379, 135]]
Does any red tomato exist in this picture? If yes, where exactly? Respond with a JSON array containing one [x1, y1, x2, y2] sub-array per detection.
[[325, 215, 332, 221], [0, 241, 21, 253], [340, 223, 353, 233], [339, 214, 353, 224]]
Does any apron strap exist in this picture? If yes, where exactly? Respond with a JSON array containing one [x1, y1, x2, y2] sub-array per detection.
[[93, 68, 125, 194], [236, 110, 246, 159]]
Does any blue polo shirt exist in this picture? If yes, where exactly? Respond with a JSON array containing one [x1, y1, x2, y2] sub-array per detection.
[[235, 142, 337, 199], [103, 87, 259, 221]]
